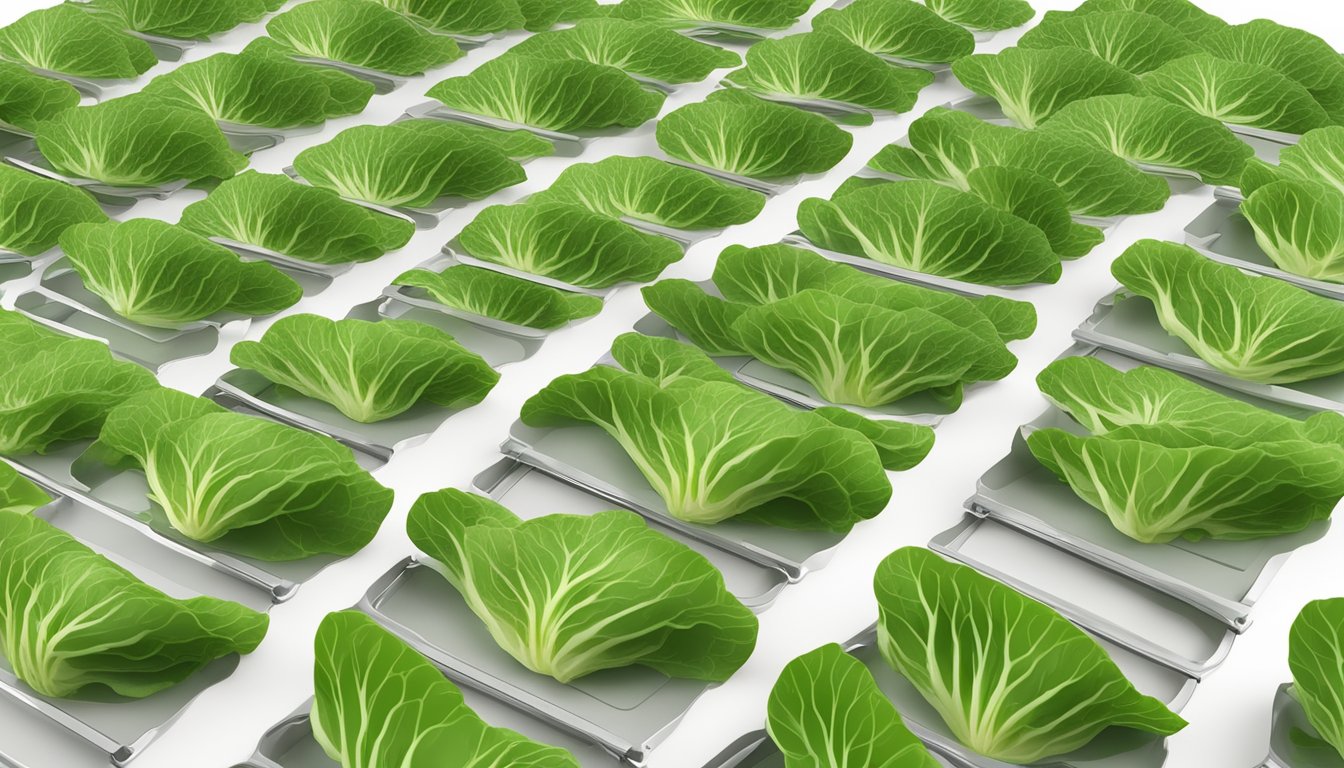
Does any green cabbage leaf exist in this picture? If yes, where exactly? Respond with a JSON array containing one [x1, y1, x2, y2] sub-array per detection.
[[1289, 599, 1344, 762], [921, 0, 1033, 31], [265, 0, 463, 76], [507, 18, 740, 84], [1141, 53, 1332, 135], [1073, 0, 1226, 39], [0, 463, 49, 515], [85, 0, 270, 40], [0, 61, 79, 133], [952, 47, 1140, 128], [394, 266, 602, 330], [811, 0, 973, 65], [0, 164, 107, 257], [1018, 10, 1191, 74], [1241, 180, 1344, 283], [0, 6, 155, 79], [608, 0, 811, 29]]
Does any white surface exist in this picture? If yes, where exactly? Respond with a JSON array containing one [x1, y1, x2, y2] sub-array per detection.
[[1, 2, 1341, 766]]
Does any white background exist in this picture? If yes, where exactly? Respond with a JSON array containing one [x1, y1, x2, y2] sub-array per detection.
[[2, 1, 1342, 766]]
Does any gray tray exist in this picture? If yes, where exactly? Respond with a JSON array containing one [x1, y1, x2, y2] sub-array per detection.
[[720, 624, 1182, 768], [500, 418, 845, 580], [0, 250, 33, 285], [232, 697, 622, 768], [359, 558, 716, 766], [1263, 683, 1344, 768], [13, 260, 242, 371], [1185, 197, 1344, 300], [1073, 290, 1344, 413], [472, 458, 790, 611], [4, 156, 186, 211], [632, 304, 952, 426], [62, 444, 349, 603], [280, 165, 470, 229], [0, 499, 250, 764], [931, 516, 1234, 679], [968, 398, 1328, 631]]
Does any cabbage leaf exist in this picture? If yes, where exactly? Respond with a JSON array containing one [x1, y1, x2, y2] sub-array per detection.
[[1073, 0, 1226, 39], [1028, 356, 1344, 543], [608, 0, 811, 29], [1112, 239, 1344, 383], [1203, 20, 1344, 124], [0, 62, 79, 133], [922, 0, 1033, 31], [94, 388, 394, 560], [1289, 599, 1344, 762], [0, 165, 107, 257], [0, 310, 158, 456], [230, 315, 498, 423], [1041, 94, 1252, 185], [656, 89, 853, 180], [394, 266, 602, 330], [0, 510, 268, 699], [59, 219, 301, 328], [767, 644, 940, 768], [312, 611, 580, 768], [292, 121, 527, 208], [0, 463, 48, 515], [1141, 53, 1332, 135], [1240, 127, 1344, 197], [875, 546, 1187, 762], [265, 0, 462, 76], [723, 32, 933, 120], [35, 95, 247, 187], [141, 43, 373, 129], [372, 0, 526, 35], [798, 180, 1062, 286], [1018, 10, 1191, 74], [85, 0, 269, 40], [520, 365, 892, 529], [952, 47, 1140, 128], [811, 0, 973, 65], [1241, 180, 1344, 283], [507, 18, 740, 84], [179, 172, 413, 265], [407, 489, 758, 683], [427, 55, 664, 133], [0, 6, 155, 79], [529, 156, 765, 230], [458, 201, 683, 289]]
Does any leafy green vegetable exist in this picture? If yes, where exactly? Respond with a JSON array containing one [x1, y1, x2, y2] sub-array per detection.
[[231, 315, 498, 423], [608, 0, 811, 29], [394, 116, 554, 160], [768, 644, 940, 768], [724, 32, 932, 121], [373, 0, 526, 35], [0, 310, 158, 456], [1289, 599, 1344, 761], [35, 95, 247, 187], [811, 0, 974, 65], [875, 546, 1187, 763], [957, 165, 1104, 259], [1028, 356, 1344, 543], [0, 464, 48, 514], [520, 365, 892, 529], [407, 488, 758, 683], [921, 0, 1033, 31], [1141, 53, 1332, 135], [457, 201, 683, 289], [86, 0, 269, 40], [141, 44, 373, 129], [869, 108, 1169, 217], [179, 172, 413, 265], [0, 165, 107, 257], [1073, 0, 1227, 39], [59, 219, 300, 328], [265, 0, 462, 76], [529, 156, 765, 230], [94, 388, 394, 560], [643, 279, 1016, 408], [1018, 11, 1192, 74], [313, 611, 580, 768], [0, 62, 78, 133], [952, 47, 1140, 129], [1113, 239, 1344, 383], [508, 18, 740, 84], [292, 122, 526, 209], [1203, 20, 1344, 125], [1040, 94, 1252, 185], [1241, 127, 1344, 197], [0, 6, 156, 79], [1241, 180, 1344, 283], [608, 331, 936, 472], [427, 55, 664, 133], [798, 180, 1062, 286], [0, 510, 268, 698], [516, 0, 602, 31], [656, 89, 854, 180], [394, 266, 603, 330]]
